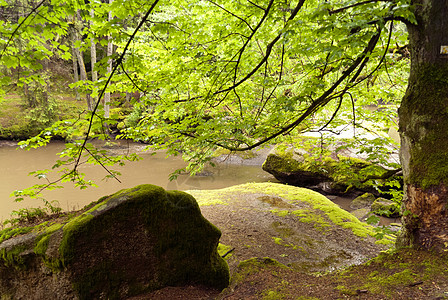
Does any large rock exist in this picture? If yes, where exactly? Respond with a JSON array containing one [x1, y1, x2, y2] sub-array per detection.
[[190, 182, 392, 273], [262, 145, 332, 186], [262, 141, 394, 194], [350, 192, 376, 209], [0, 184, 229, 299]]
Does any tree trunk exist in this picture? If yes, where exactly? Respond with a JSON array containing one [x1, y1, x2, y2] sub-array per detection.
[[397, 0, 448, 251], [70, 12, 93, 111], [74, 46, 93, 111], [71, 45, 81, 101], [90, 8, 98, 103], [104, 1, 113, 120]]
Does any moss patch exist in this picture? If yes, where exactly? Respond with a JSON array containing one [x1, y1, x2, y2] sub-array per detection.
[[185, 190, 229, 206], [0, 227, 34, 245], [212, 182, 378, 239]]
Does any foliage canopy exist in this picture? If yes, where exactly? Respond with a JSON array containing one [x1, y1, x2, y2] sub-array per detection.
[[0, 0, 412, 202]]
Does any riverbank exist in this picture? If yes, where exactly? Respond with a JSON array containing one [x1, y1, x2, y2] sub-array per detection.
[[0, 93, 85, 140]]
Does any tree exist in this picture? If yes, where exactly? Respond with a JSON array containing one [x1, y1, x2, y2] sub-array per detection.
[[70, 11, 94, 111], [1, 0, 447, 251], [396, 0, 448, 251]]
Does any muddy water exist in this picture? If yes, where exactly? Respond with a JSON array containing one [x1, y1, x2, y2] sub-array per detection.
[[0, 141, 276, 220], [0, 141, 399, 226]]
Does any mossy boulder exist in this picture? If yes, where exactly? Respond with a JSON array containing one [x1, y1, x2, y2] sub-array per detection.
[[261, 145, 331, 186], [262, 141, 392, 194], [190, 182, 392, 274], [371, 198, 401, 218], [350, 193, 376, 209], [0, 184, 229, 300]]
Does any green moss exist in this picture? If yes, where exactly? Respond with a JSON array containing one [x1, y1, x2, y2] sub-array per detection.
[[270, 209, 289, 217], [59, 213, 94, 267], [33, 223, 64, 270], [341, 248, 448, 296], [234, 183, 376, 238], [291, 209, 331, 231], [272, 237, 283, 245], [263, 137, 394, 193], [238, 257, 290, 273], [271, 236, 301, 250], [363, 269, 417, 294], [0, 244, 28, 267], [0, 221, 68, 268], [217, 243, 233, 259], [335, 284, 357, 296], [261, 290, 286, 299], [0, 227, 33, 244], [186, 190, 229, 206]]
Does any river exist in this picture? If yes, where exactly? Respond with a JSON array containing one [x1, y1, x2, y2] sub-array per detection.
[[0, 141, 399, 227], [0, 141, 276, 221]]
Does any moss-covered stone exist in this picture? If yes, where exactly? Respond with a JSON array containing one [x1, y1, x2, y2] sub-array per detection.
[[197, 182, 380, 239], [262, 140, 392, 194], [350, 193, 376, 209], [0, 184, 229, 300]]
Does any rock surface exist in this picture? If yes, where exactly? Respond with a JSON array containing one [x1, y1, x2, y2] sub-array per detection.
[[189, 182, 392, 274], [0, 184, 229, 300]]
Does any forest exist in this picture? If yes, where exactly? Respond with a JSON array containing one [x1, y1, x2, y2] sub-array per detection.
[[1, 0, 448, 299]]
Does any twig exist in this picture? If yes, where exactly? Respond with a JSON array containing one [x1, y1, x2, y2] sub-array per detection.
[[221, 248, 235, 258]]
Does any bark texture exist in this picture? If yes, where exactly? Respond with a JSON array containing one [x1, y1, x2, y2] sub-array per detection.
[[397, 0, 448, 251]]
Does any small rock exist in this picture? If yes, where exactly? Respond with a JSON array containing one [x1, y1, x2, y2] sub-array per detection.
[[350, 193, 376, 209]]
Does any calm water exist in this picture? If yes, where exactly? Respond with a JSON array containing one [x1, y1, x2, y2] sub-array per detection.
[[0, 141, 275, 220], [0, 141, 398, 226]]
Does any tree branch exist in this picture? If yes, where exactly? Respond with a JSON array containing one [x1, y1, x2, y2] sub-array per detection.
[[216, 27, 383, 151], [215, 0, 306, 97], [206, 0, 254, 31], [0, 0, 46, 61], [329, 0, 390, 15]]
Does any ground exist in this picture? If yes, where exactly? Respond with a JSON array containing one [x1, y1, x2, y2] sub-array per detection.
[[3, 183, 448, 299], [134, 183, 448, 300]]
